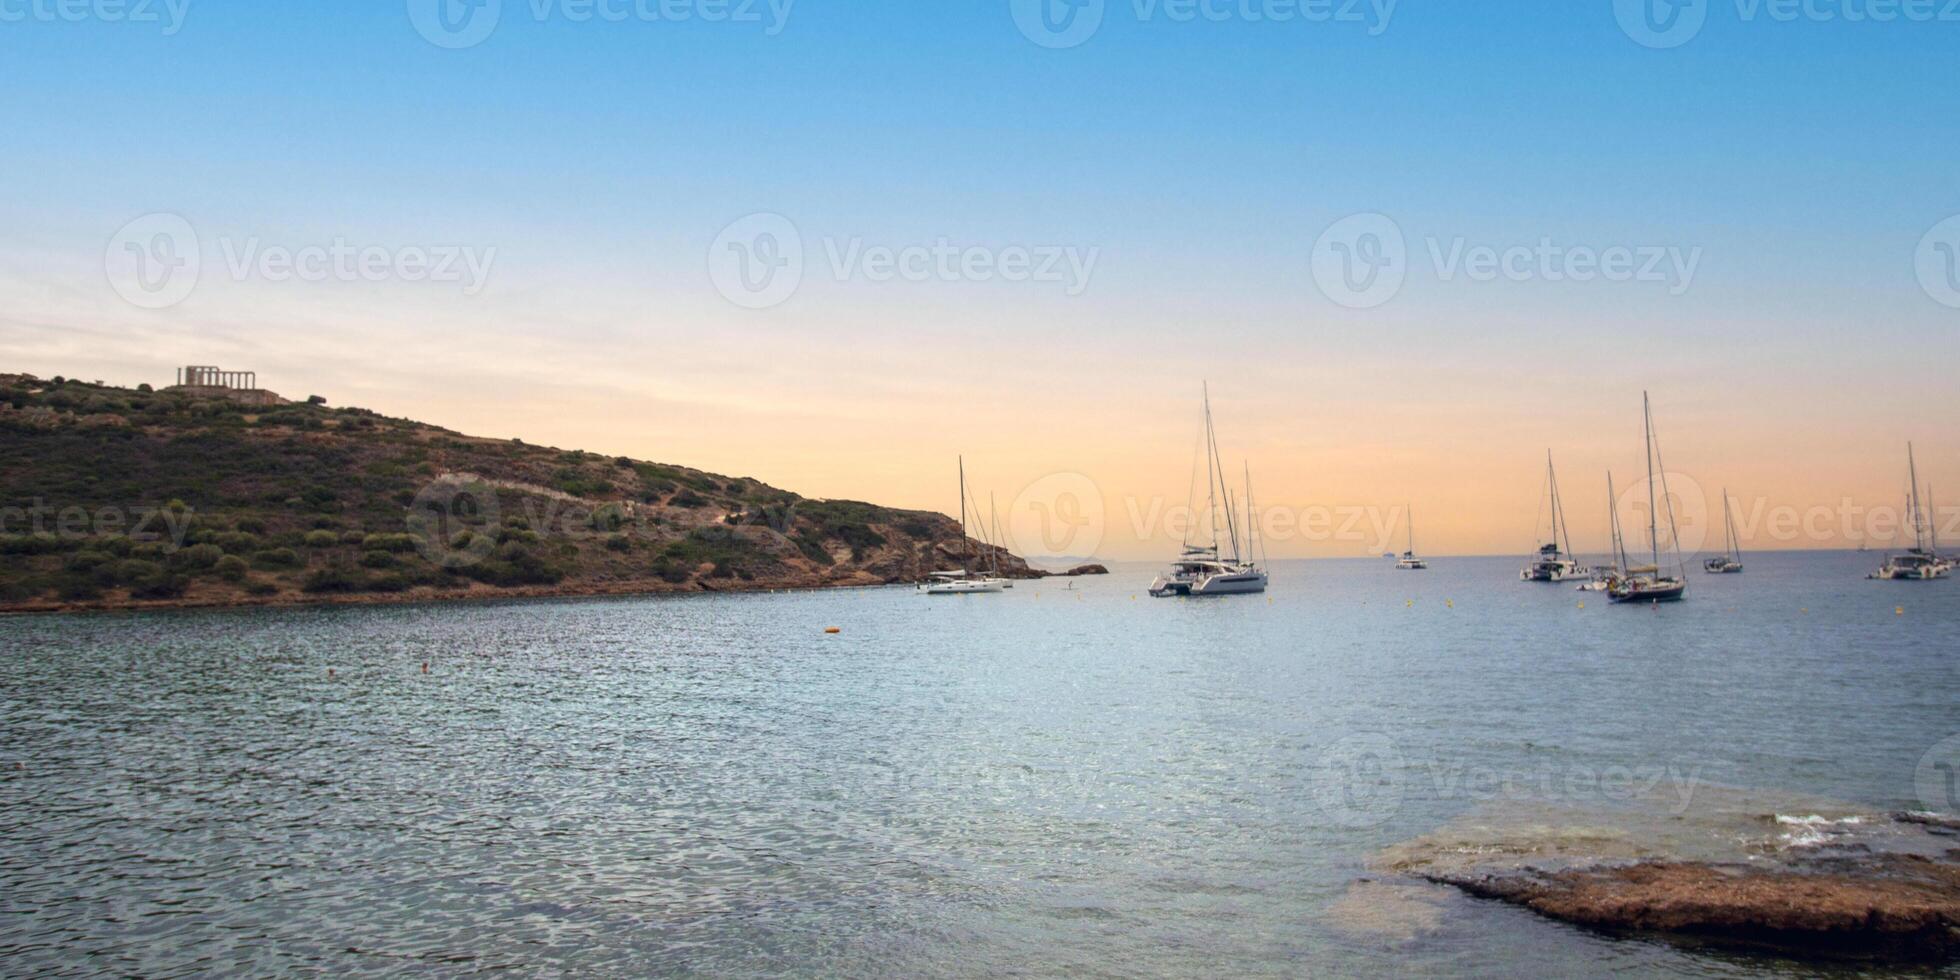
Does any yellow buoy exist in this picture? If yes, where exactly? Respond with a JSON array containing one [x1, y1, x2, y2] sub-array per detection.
[[1578, 601, 1585, 609], [1896, 606, 1904, 616]]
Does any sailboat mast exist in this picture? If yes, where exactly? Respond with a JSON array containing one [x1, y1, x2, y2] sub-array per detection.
[[1908, 442, 1925, 551], [1931, 485, 1942, 555], [1204, 383, 1242, 562], [1644, 392, 1659, 570], [1548, 451, 1572, 556], [958, 455, 970, 574], [1244, 462, 1262, 566], [1407, 503, 1415, 554], [1203, 384, 1220, 553], [989, 492, 1003, 577], [1609, 472, 1627, 571]]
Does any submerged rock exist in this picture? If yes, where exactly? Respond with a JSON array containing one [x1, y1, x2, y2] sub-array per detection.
[[1374, 788, 1960, 961]]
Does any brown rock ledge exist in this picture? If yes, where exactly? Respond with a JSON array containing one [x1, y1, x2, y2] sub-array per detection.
[[1424, 855, 1960, 960]]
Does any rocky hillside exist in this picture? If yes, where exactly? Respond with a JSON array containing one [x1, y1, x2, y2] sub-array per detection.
[[0, 373, 1038, 612]]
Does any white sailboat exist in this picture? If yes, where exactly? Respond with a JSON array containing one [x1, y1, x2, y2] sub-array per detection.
[[1871, 443, 1950, 581], [1520, 452, 1588, 582], [1703, 488, 1744, 573], [1608, 392, 1687, 604], [1577, 472, 1625, 592], [1395, 505, 1428, 569], [919, 456, 1008, 595], [1149, 385, 1268, 597]]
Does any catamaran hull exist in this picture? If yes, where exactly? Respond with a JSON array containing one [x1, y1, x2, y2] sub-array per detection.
[[1703, 562, 1744, 574], [1521, 563, 1582, 582], [1870, 566, 1949, 581], [1191, 572, 1267, 595], [919, 580, 1007, 594], [1149, 572, 1269, 597]]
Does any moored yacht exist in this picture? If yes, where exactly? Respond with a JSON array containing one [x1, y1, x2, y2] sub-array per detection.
[[1580, 473, 1625, 592], [1609, 392, 1687, 604], [1148, 386, 1268, 598], [1395, 505, 1427, 569], [1521, 452, 1588, 582], [1703, 488, 1744, 573], [1871, 443, 1950, 581], [919, 456, 1008, 595]]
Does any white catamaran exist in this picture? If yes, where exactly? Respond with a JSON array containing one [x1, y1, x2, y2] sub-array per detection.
[[1703, 488, 1744, 574], [1149, 386, 1269, 597], [1396, 505, 1428, 569], [1608, 392, 1687, 604], [1520, 452, 1588, 582], [1871, 443, 1950, 581], [919, 456, 1008, 595]]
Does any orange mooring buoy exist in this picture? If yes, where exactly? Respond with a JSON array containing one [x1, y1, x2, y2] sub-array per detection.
[[824, 626, 841, 634]]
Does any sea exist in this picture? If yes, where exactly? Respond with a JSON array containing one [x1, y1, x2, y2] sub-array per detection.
[[2, 551, 1956, 977]]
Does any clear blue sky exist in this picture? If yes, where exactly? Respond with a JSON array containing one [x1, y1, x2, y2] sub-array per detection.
[[3, 1, 1957, 555]]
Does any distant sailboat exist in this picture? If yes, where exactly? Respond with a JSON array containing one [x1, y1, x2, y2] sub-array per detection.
[[1521, 452, 1588, 582], [919, 456, 1007, 595], [1148, 385, 1268, 597], [1871, 443, 1950, 581], [1577, 472, 1625, 592], [1703, 488, 1744, 573], [1608, 392, 1687, 604], [1396, 505, 1428, 569]]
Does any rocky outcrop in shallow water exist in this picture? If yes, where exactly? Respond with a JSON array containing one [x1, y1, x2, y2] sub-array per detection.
[[1425, 855, 1960, 960], [1374, 792, 1960, 961]]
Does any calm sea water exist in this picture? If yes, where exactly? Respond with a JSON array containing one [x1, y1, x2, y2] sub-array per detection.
[[2, 552, 1957, 977]]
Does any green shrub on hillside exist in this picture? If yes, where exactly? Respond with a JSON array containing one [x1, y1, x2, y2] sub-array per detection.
[[302, 564, 364, 593], [303, 530, 340, 548], [361, 533, 417, 553], [252, 548, 300, 568], [172, 543, 224, 570]]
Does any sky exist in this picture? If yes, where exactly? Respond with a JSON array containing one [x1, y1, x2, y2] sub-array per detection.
[[2, 0, 1957, 561]]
